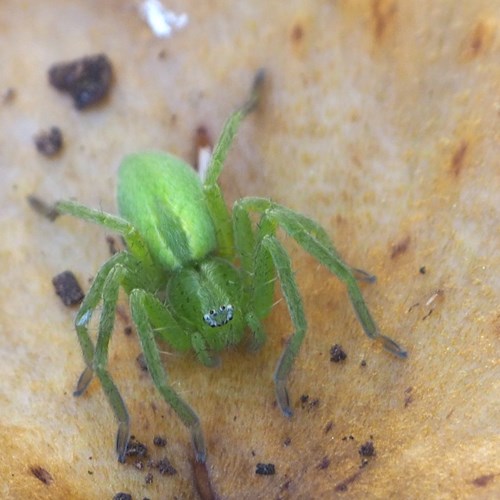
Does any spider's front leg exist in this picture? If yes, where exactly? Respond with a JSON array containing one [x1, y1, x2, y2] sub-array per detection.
[[202, 69, 265, 259], [129, 289, 207, 463]]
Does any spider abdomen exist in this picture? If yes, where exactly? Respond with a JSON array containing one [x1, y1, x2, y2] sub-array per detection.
[[118, 151, 217, 270]]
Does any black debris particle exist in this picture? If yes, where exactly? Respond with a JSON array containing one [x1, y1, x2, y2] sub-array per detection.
[[317, 456, 330, 470], [34, 126, 63, 157], [256, 463, 276, 475], [27, 195, 59, 221], [30, 465, 54, 485], [419, 266, 426, 275], [330, 344, 347, 362], [283, 436, 291, 447], [153, 435, 167, 447], [359, 441, 375, 457], [48, 54, 113, 110], [360, 359, 367, 367], [124, 326, 133, 336], [157, 457, 177, 476], [113, 494, 132, 500], [342, 435, 355, 441], [52, 271, 84, 306], [126, 437, 148, 458], [299, 394, 320, 411], [145, 472, 154, 484]]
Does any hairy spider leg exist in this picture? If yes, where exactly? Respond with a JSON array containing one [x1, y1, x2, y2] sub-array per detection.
[[93, 264, 131, 462], [56, 200, 157, 269], [130, 289, 206, 463], [72, 251, 132, 396], [202, 69, 265, 259], [233, 197, 408, 415], [232, 203, 272, 352], [54, 202, 165, 461]]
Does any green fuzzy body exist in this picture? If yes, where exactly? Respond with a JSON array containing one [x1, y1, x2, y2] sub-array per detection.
[[118, 151, 217, 270]]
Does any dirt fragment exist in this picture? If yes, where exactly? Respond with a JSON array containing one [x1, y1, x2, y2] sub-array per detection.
[[34, 126, 63, 156], [52, 270, 84, 306], [330, 344, 347, 362], [153, 435, 167, 447], [48, 54, 113, 109], [256, 463, 276, 475], [30, 465, 54, 485], [359, 440, 375, 457]]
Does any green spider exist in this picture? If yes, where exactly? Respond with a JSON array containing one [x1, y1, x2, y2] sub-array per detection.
[[50, 71, 406, 464]]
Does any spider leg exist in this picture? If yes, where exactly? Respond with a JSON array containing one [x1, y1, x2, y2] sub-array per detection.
[[129, 289, 207, 463], [202, 70, 265, 259], [56, 200, 155, 269], [91, 263, 134, 463], [232, 203, 270, 351], [72, 251, 132, 396], [74, 251, 154, 462], [239, 197, 408, 358], [257, 235, 308, 417]]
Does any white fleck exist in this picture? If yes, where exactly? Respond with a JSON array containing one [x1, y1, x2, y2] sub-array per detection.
[[197, 146, 212, 183], [139, 0, 188, 38]]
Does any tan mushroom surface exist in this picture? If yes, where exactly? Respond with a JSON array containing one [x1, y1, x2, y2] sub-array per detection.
[[0, 1, 499, 499]]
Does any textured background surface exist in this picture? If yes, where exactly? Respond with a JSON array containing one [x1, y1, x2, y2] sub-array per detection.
[[1, 1, 499, 498]]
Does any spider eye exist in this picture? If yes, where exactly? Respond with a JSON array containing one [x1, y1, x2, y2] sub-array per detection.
[[202, 304, 234, 327]]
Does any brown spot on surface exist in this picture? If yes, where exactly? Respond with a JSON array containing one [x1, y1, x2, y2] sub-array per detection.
[[289, 16, 310, 58], [472, 473, 495, 487], [390, 235, 410, 259], [460, 19, 496, 61], [291, 23, 304, 42], [30, 465, 54, 485], [450, 140, 469, 176], [317, 456, 330, 470], [371, 0, 398, 42]]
